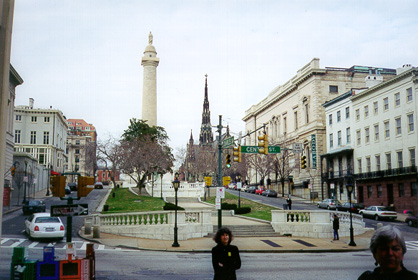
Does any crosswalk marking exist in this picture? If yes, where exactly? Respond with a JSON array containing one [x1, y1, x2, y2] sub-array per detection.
[[406, 241, 418, 251], [0, 238, 134, 251]]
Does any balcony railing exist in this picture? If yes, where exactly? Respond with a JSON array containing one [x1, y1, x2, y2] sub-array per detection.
[[322, 166, 417, 181]]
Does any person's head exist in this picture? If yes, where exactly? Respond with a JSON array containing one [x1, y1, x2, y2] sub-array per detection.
[[213, 227, 233, 246], [370, 225, 406, 274]]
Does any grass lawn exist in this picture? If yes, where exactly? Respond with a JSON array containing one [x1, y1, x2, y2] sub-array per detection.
[[206, 192, 278, 221], [103, 188, 166, 213]]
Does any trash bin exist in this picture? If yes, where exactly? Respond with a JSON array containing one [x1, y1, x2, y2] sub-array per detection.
[[10, 247, 37, 280], [283, 204, 288, 210]]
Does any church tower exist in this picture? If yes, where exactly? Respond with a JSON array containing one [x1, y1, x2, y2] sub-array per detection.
[[199, 74, 214, 145], [141, 32, 159, 126]]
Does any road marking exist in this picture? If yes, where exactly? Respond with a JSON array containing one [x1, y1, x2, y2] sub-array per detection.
[[1, 238, 10, 245], [28, 241, 39, 248], [10, 240, 26, 247], [406, 241, 418, 250]]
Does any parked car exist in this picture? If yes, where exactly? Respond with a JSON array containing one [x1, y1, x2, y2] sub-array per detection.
[[405, 215, 418, 227], [240, 185, 248, 192], [262, 189, 277, 197], [67, 182, 77, 191], [339, 202, 364, 213], [359, 206, 397, 221], [256, 187, 266, 195], [317, 199, 342, 210], [94, 182, 104, 189], [246, 186, 257, 193], [22, 200, 46, 215], [65, 186, 71, 194], [24, 213, 65, 240]]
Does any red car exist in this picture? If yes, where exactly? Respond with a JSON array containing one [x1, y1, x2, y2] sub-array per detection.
[[256, 187, 266, 195]]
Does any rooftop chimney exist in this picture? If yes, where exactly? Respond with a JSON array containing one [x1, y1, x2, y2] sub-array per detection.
[[29, 98, 34, 109], [396, 64, 413, 75]]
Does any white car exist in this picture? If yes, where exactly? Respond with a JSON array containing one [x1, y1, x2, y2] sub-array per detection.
[[359, 206, 397, 221], [25, 213, 65, 240]]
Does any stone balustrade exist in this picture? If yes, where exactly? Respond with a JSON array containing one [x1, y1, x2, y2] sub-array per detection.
[[271, 210, 367, 238], [145, 181, 205, 198], [86, 210, 212, 241]]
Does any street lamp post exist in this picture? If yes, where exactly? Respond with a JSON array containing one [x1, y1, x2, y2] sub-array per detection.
[[237, 175, 242, 209], [23, 160, 28, 204], [346, 182, 356, 247], [46, 164, 50, 196], [172, 172, 180, 247], [160, 173, 163, 199]]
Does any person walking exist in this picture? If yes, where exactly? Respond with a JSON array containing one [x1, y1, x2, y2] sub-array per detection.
[[333, 214, 339, 240], [286, 195, 292, 210], [212, 227, 241, 280]]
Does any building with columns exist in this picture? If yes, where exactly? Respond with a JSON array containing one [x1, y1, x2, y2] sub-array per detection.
[[243, 58, 397, 200], [141, 32, 159, 127]]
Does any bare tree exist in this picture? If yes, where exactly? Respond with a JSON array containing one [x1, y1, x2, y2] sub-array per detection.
[[96, 136, 123, 190], [247, 154, 274, 186]]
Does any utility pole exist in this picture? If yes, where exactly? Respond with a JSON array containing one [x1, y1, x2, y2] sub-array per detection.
[[217, 115, 223, 229]]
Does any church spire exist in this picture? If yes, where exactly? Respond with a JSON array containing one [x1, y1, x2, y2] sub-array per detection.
[[199, 74, 213, 145]]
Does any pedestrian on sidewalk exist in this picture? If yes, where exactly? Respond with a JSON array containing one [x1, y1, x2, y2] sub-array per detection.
[[212, 227, 241, 280], [332, 214, 339, 240], [358, 225, 417, 280], [286, 195, 292, 210]]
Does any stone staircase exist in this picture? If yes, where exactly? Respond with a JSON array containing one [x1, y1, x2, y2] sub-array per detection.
[[211, 224, 281, 237]]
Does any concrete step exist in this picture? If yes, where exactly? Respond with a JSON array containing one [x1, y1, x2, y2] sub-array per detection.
[[211, 224, 281, 237]]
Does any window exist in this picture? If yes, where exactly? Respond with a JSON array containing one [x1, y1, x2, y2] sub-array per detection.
[[384, 97, 389, 111], [399, 184, 404, 197], [44, 116, 50, 123], [397, 151, 403, 168], [329, 114, 333, 125], [412, 183, 417, 197], [367, 186, 373, 198], [395, 92, 400, 107], [366, 157, 371, 172], [407, 87, 413, 102], [31, 116, 37, 123], [294, 112, 298, 130], [374, 124, 379, 141], [75, 149, 80, 154], [356, 109, 360, 121], [329, 133, 333, 148], [30, 131, 36, 144], [358, 158, 362, 173], [346, 127, 351, 144], [345, 107, 350, 119], [395, 117, 402, 135], [356, 130, 361, 146], [43, 131, 49, 145], [365, 127, 370, 144], [337, 111, 341, 122], [410, 148, 416, 166], [76, 140, 81, 145], [364, 105, 369, 118], [408, 114, 414, 132], [305, 103, 309, 123], [15, 115, 21, 121], [384, 121, 390, 138], [376, 155, 381, 171], [377, 185, 382, 197], [373, 101, 378, 115], [386, 153, 392, 169], [329, 85, 338, 93], [14, 130, 21, 143], [337, 131, 342, 146], [283, 117, 287, 134]]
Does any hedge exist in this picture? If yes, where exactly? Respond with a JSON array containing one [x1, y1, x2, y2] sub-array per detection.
[[163, 203, 185, 211]]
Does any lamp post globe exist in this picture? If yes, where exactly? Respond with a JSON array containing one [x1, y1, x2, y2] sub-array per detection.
[[172, 172, 180, 247]]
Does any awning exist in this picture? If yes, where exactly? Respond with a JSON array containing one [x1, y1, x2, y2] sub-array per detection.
[[50, 170, 61, 176]]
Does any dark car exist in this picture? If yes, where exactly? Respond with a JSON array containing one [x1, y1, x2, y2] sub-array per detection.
[[262, 189, 277, 197], [405, 215, 418, 227], [68, 182, 77, 191], [65, 186, 71, 194], [246, 186, 257, 193], [23, 200, 46, 215], [339, 202, 364, 213]]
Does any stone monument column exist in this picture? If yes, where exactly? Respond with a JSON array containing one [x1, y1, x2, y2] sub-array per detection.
[[141, 32, 159, 127]]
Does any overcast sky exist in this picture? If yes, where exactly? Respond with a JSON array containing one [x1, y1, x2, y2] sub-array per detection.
[[10, 0, 418, 154]]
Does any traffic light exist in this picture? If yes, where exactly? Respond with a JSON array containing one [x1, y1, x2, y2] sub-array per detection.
[[258, 134, 268, 154], [225, 154, 231, 168], [233, 146, 242, 163], [50, 175, 66, 197], [77, 176, 95, 197], [301, 155, 307, 169], [10, 166, 15, 177]]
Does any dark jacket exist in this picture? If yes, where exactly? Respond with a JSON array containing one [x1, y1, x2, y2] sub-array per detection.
[[333, 216, 339, 230], [212, 244, 241, 280], [358, 266, 418, 280]]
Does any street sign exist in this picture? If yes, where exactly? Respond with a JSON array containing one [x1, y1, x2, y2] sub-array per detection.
[[204, 176, 212, 186], [292, 143, 303, 153], [222, 176, 231, 186], [216, 187, 225, 199], [241, 146, 280, 153], [222, 136, 234, 148], [311, 134, 317, 169], [50, 204, 88, 217]]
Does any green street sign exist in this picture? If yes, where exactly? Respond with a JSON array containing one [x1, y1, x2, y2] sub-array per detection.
[[222, 136, 234, 148], [241, 146, 280, 153]]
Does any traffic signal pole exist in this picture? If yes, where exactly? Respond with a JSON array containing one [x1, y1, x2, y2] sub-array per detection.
[[217, 115, 223, 229]]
